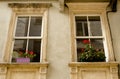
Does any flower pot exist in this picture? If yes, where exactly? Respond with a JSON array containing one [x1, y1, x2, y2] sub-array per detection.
[[16, 58, 30, 63]]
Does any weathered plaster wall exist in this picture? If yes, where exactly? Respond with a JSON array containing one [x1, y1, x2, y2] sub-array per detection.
[[1, 1, 120, 79], [47, 2, 71, 79], [108, 0, 120, 62], [108, 0, 120, 78], [0, 3, 12, 61]]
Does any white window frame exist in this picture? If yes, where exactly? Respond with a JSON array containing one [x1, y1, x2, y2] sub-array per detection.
[[75, 15, 107, 61], [67, 3, 115, 62], [11, 15, 43, 62]]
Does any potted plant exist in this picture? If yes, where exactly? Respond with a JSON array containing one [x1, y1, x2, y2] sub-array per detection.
[[13, 50, 36, 63], [78, 40, 106, 62]]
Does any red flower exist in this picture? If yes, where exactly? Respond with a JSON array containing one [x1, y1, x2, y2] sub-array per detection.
[[82, 40, 90, 44], [81, 48, 84, 52], [29, 51, 34, 55], [19, 52, 23, 55]]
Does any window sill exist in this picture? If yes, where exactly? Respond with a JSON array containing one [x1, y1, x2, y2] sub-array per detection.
[[69, 62, 118, 67], [0, 62, 49, 68]]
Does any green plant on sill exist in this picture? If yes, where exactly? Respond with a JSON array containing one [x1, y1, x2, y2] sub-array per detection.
[[18, 50, 36, 59], [12, 50, 36, 60], [78, 40, 106, 62], [12, 50, 37, 62]]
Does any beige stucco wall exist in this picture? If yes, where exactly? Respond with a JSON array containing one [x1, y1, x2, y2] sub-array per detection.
[[108, 0, 120, 78], [1, 1, 120, 79], [108, 0, 120, 62], [0, 3, 12, 62], [47, 2, 71, 79]]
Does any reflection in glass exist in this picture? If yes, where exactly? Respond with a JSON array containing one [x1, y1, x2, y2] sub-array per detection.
[[89, 16, 102, 36], [15, 17, 29, 36], [13, 40, 27, 51], [75, 16, 88, 36], [76, 39, 104, 61], [28, 39, 41, 62], [29, 17, 42, 36], [77, 39, 87, 61], [12, 39, 41, 62], [12, 40, 27, 62], [90, 39, 104, 52]]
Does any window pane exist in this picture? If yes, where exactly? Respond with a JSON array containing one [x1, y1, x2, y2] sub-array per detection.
[[12, 40, 27, 62], [77, 39, 86, 61], [75, 16, 88, 36], [29, 17, 42, 36], [15, 17, 29, 36], [77, 39, 104, 61], [90, 39, 104, 52], [13, 40, 27, 51], [89, 16, 102, 36], [77, 39, 104, 52], [28, 39, 41, 62]]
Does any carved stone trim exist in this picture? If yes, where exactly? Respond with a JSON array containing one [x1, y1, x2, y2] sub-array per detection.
[[71, 67, 78, 74], [110, 67, 119, 79], [39, 67, 47, 74], [67, 3, 109, 11], [69, 62, 119, 79], [0, 63, 48, 79], [39, 67, 48, 79], [8, 3, 52, 8], [0, 67, 7, 79], [0, 67, 7, 74], [70, 67, 78, 79], [59, 0, 65, 12]]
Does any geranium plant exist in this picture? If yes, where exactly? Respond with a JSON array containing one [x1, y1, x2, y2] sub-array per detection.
[[78, 39, 106, 62], [18, 50, 36, 59]]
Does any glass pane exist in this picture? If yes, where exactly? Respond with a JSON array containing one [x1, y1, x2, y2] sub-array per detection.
[[90, 39, 104, 52], [75, 16, 88, 36], [77, 39, 87, 61], [77, 39, 104, 61], [15, 17, 29, 36], [77, 39, 104, 51], [89, 16, 102, 36], [12, 40, 27, 62], [29, 17, 42, 36], [28, 39, 41, 62]]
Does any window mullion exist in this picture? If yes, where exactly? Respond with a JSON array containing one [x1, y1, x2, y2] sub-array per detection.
[[26, 16, 31, 52], [27, 16, 31, 37], [82, 22, 85, 36], [87, 16, 91, 42]]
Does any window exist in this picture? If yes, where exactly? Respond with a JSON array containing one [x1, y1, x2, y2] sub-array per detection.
[[67, 3, 115, 62], [12, 16, 43, 62], [75, 15, 105, 61], [4, 3, 51, 62], [67, 3, 118, 79]]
